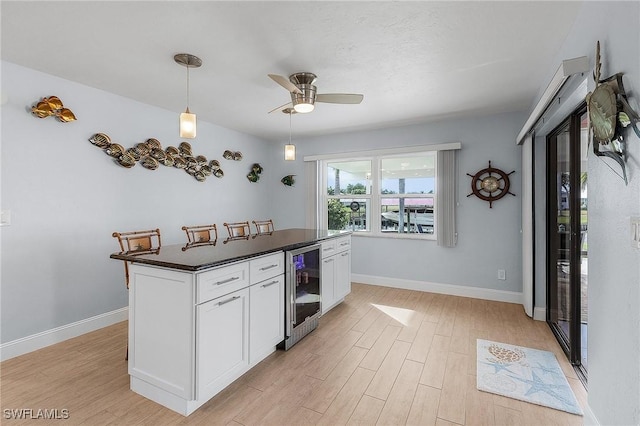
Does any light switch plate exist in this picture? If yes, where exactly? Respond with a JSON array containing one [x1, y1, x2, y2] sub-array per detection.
[[498, 269, 506, 280], [632, 217, 640, 249], [0, 210, 10, 226]]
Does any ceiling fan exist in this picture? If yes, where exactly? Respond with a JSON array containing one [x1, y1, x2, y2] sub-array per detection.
[[268, 72, 364, 114]]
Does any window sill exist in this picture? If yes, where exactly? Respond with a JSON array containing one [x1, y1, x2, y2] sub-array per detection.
[[351, 231, 436, 241]]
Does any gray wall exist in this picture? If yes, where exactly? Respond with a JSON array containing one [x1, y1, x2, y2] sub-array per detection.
[[270, 111, 526, 294], [0, 61, 276, 343], [531, 2, 640, 424]]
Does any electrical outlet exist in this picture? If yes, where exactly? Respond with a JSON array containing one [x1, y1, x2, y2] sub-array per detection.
[[0, 210, 10, 226], [498, 269, 506, 280], [632, 217, 640, 249]]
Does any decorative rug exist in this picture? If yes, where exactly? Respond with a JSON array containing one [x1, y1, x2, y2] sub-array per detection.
[[476, 339, 583, 415]]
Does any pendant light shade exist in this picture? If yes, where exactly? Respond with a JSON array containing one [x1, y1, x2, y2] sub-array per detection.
[[284, 144, 296, 161], [284, 108, 296, 161], [174, 53, 202, 139], [180, 108, 197, 138]]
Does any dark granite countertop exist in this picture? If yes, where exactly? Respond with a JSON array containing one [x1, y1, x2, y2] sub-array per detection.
[[110, 228, 351, 272]]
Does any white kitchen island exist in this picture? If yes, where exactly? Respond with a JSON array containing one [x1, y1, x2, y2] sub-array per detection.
[[111, 229, 351, 416]]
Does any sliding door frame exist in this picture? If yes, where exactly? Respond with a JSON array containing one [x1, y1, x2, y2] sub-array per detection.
[[546, 102, 586, 367]]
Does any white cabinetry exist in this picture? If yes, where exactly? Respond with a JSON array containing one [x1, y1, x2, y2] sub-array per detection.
[[128, 251, 284, 416], [249, 274, 284, 364], [196, 288, 249, 400], [335, 249, 351, 300], [320, 235, 351, 314], [249, 252, 284, 365]]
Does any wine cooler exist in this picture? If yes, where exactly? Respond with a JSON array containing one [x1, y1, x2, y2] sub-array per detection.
[[279, 244, 321, 350]]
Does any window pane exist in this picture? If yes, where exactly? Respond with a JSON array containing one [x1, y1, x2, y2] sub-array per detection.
[[381, 155, 435, 195], [327, 160, 371, 195], [381, 198, 434, 234], [328, 198, 370, 232]]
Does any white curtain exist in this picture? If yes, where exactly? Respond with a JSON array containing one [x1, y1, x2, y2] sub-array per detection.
[[521, 133, 534, 317], [437, 150, 457, 247], [305, 161, 318, 229]]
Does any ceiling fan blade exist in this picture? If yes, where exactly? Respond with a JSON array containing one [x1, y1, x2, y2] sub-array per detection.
[[268, 101, 293, 114], [268, 74, 302, 94], [316, 93, 364, 104]]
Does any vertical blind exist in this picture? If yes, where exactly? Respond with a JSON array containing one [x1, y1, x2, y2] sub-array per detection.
[[436, 149, 457, 247]]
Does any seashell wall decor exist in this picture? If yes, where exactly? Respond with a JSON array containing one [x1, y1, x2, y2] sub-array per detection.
[[281, 175, 295, 186], [223, 150, 243, 161], [88, 134, 223, 182], [247, 163, 263, 183], [31, 96, 77, 122]]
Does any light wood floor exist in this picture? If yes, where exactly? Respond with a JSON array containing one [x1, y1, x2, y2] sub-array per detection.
[[1, 283, 587, 425]]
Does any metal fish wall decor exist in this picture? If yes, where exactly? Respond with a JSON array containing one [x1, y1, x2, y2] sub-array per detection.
[[31, 96, 77, 122]]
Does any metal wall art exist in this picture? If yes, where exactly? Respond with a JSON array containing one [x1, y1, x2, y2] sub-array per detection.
[[467, 161, 515, 208], [31, 96, 76, 122], [281, 175, 295, 186], [89, 133, 223, 182], [223, 150, 243, 161], [247, 163, 263, 183], [586, 41, 640, 185]]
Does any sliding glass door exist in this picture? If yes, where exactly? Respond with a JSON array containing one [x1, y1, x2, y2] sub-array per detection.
[[546, 103, 588, 379]]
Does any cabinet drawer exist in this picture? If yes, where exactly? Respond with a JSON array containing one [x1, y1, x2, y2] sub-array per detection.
[[321, 239, 337, 258], [249, 252, 284, 285], [335, 236, 351, 253], [197, 262, 249, 304]]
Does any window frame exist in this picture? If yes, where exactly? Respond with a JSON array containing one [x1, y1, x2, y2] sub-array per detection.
[[316, 145, 454, 241]]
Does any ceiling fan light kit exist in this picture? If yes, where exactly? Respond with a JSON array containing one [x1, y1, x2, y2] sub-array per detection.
[[174, 53, 202, 139], [268, 71, 363, 114]]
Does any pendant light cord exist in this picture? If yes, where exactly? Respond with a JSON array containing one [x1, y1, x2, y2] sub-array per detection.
[[289, 110, 292, 144], [186, 65, 190, 112]]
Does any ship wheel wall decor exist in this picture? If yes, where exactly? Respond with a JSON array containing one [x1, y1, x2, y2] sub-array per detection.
[[466, 161, 515, 208]]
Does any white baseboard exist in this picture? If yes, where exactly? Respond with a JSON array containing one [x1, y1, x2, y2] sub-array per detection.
[[0, 307, 128, 361], [583, 403, 600, 426], [533, 306, 546, 321], [351, 274, 523, 304]]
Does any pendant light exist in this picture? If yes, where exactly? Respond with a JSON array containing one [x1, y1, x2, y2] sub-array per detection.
[[174, 53, 202, 139], [284, 108, 296, 161]]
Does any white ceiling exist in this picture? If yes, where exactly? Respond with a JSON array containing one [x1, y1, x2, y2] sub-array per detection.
[[1, 1, 582, 141]]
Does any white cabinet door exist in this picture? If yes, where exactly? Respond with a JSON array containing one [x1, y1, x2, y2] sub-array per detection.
[[321, 256, 336, 315], [196, 287, 249, 400], [335, 250, 351, 301], [249, 274, 284, 364]]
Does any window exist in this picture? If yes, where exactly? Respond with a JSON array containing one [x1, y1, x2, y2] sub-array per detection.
[[380, 155, 435, 235], [310, 143, 460, 241], [326, 160, 372, 232]]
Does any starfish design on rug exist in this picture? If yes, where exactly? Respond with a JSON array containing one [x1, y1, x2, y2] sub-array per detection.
[[509, 371, 578, 408], [534, 361, 563, 377], [481, 360, 515, 375]]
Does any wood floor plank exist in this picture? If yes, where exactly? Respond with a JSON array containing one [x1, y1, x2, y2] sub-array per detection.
[[306, 329, 363, 380], [420, 347, 449, 389], [464, 373, 495, 426], [375, 359, 423, 425], [303, 345, 368, 414], [354, 311, 392, 349], [437, 352, 468, 425], [346, 395, 385, 425], [493, 405, 523, 426], [406, 384, 441, 426], [359, 325, 401, 371], [316, 367, 376, 426], [406, 320, 436, 363], [364, 340, 411, 400]]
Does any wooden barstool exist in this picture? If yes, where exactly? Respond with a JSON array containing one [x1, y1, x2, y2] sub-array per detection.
[[112, 228, 161, 359], [252, 219, 274, 235], [223, 221, 250, 241], [181, 224, 218, 249]]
